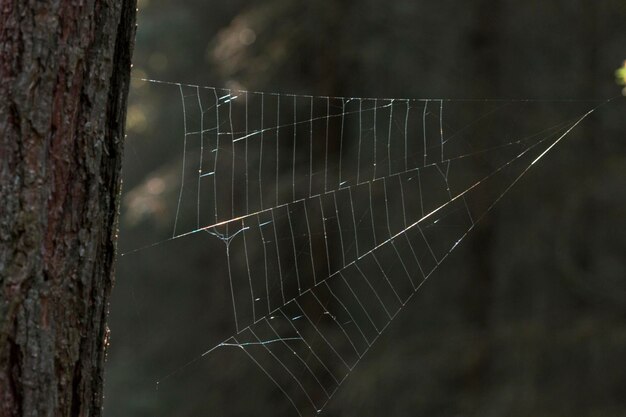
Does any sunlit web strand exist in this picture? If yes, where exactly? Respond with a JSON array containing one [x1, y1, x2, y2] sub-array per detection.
[[120, 116, 578, 257]]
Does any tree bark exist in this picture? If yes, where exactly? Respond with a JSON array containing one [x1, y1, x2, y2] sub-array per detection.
[[0, 1, 136, 416]]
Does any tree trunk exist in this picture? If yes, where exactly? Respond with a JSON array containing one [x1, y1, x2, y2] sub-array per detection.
[[0, 1, 136, 416]]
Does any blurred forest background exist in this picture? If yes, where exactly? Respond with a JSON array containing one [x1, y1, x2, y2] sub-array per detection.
[[105, 0, 626, 416]]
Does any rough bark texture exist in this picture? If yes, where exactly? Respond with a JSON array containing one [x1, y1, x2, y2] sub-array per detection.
[[0, 1, 136, 416]]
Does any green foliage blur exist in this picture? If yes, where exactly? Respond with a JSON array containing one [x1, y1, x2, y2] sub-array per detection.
[[106, 1, 626, 416], [617, 60, 626, 95]]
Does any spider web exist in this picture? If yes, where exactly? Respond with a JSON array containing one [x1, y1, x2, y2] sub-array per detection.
[[121, 78, 606, 416]]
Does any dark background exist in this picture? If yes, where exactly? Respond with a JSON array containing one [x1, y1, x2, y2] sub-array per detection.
[[105, 1, 626, 416]]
